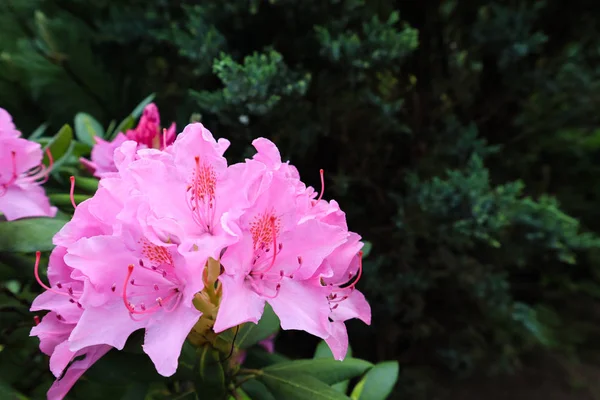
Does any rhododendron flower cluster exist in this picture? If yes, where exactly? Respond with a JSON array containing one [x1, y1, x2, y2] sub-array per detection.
[[81, 103, 176, 178], [31, 122, 370, 399], [0, 107, 56, 220]]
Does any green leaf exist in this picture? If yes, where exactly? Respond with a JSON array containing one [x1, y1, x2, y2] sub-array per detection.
[[74, 112, 105, 146], [74, 176, 99, 194], [258, 371, 350, 400], [314, 340, 353, 359], [265, 358, 372, 385], [29, 123, 49, 140], [241, 380, 276, 400], [0, 218, 66, 253], [72, 141, 93, 158], [361, 241, 372, 258], [131, 93, 156, 118], [222, 303, 280, 349], [195, 346, 227, 400], [105, 120, 116, 138], [108, 115, 136, 141], [350, 361, 399, 400], [233, 388, 252, 400], [313, 341, 354, 393], [43, 124, 73, 167], [49, 193, 91, 207], [243, 348, 289, 369], [84, 350, 160, 384]]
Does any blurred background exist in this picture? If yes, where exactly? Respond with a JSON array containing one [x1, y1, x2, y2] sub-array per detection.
[[2, 0, 600, 399]]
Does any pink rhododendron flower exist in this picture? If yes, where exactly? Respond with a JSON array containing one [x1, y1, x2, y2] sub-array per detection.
[[81, 103, 176, 178], [213, 139, 350, 340], [0, 107, 56, 220], [30, 247, 111, 400], [64, 228, 205, 376], [214, 138, 370, 359], [31, 122, 371, 398], [116, 123, 256, 260]]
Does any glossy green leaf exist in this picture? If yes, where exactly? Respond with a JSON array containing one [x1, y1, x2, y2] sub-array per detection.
[[29, 123, 49, 140], [85, 350, 160, 384], [222, 303, 280, 349], [242, 347, 289, 370], [43, 124, 74, 167], [49, 193, 91, 207], [313, 340, 354, 393], [74, 176, 99, 194], [258, 371, 350, 400], [72, 141, 93, 158], [232, 388, 252, 400], [265, 358, 372, 385], [105, 119, 116, 138], [361, 241, 372, 258], [350, 361, 399, 400], [74, 112, 104, 146], [109, 115, 136, 140], [195, 346, 227, 400], [132, 93, 156, 118], [241, 380, 276, 400], [0, 218, 66, 252]]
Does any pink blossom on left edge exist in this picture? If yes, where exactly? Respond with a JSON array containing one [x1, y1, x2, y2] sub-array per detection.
[[0, 107, 57, 220], [81, 103, 176, 178], [30, 247, 111, 400]]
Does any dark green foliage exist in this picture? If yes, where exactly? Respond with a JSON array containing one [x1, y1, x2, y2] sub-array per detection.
[[2, 0, 600, 398]]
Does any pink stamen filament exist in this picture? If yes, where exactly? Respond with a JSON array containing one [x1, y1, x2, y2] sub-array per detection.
[[123, 264, 182, 317], [69, 176, 77, 209], [123, 265, 136, 313], [5, 149, 54, 189], [251, 281, 281, 299], [34, 251, 71, 298], [318, 169, 325, 201]]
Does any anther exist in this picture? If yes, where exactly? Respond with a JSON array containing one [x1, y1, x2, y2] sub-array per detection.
[[33, 316, 40, 326]]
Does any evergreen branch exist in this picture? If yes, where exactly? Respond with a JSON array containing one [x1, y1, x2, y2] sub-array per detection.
[[5, 0, 110, 117]]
